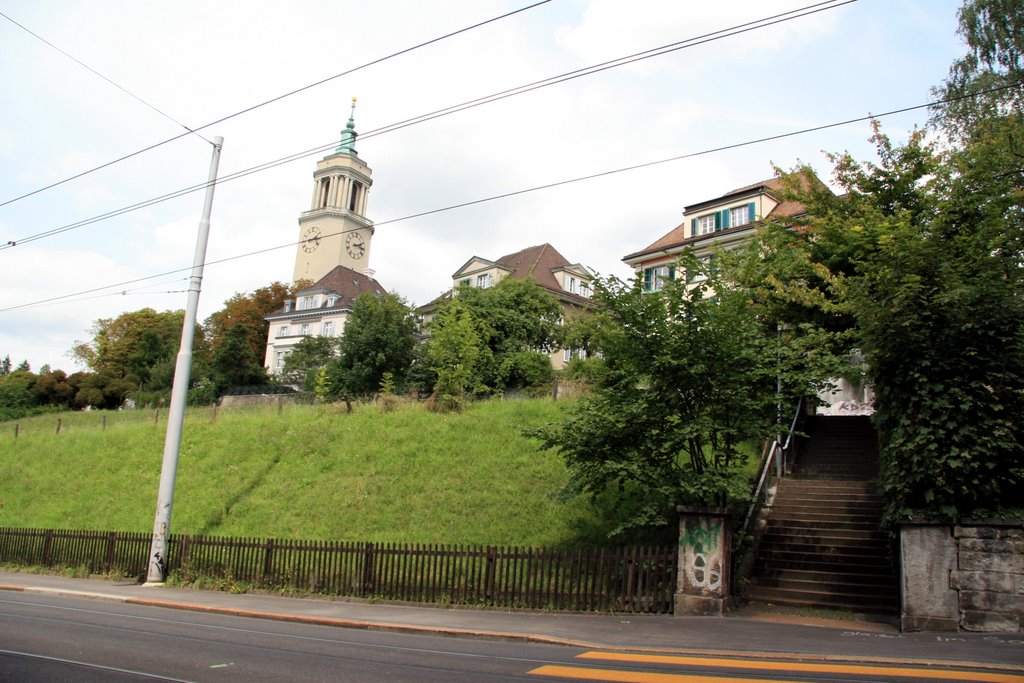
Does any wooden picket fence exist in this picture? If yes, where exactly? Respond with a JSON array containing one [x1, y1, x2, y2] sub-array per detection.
[[0, 528, 677, 614]]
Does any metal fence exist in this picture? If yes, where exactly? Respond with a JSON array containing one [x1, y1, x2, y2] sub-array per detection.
[[0, 528, 677, 614]]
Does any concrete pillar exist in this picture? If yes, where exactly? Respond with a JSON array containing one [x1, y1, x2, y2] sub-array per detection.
[[900, 519, 958, 631], [675, 506, 732, 616]]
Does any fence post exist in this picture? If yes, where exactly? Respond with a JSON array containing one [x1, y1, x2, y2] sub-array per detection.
[[55, 419, 61, 434], [13, 423, 18, 438], [211, 403, 217, 421], [105, 532, 117, 573], [362, 543, 375, 596], [102, 415, 107, 430], [262, 539, 275, 585], [484, 546, 496, 601], [277, 396, 283, 414], [42, 529, 54, 566], [153, 409, 159, 425]]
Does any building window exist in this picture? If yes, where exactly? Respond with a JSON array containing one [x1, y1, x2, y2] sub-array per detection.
[[730, 206, 750, 227], [279, 325, 289, 337], [687, 255, 715, 284], [327, 295, 337, 307], [698, 214, 716, 235], [300, 323, 311, 336], [476, 273, 492, 289], [568, 277, 577, 293], [275, 350, 290, 372], [580, 282, 592, 298], [322, 321, 334, 337], [563, 348, 586, 362], [643, 265, 674, 292], [298, 295, 316, 311], [459, 278, 470, 287]]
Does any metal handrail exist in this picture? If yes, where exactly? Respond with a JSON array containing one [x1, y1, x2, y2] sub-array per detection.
[[740, 398, 803, 536]]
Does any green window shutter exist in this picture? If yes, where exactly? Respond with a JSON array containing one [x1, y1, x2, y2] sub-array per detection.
[[691, 217, 698, 236], [668, 265, 676, 281], [714, 212, 722, 231], [748, 201, 756, 223], [722, 209, 730, 229], [643, 268, 652, 291]]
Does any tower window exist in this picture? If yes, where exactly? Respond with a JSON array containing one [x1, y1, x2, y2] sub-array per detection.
[[349, 181, 363, 212], [319, 177, 331, 208]]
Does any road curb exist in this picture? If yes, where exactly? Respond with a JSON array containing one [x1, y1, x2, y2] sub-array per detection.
[[1, 583, 1019, 673]]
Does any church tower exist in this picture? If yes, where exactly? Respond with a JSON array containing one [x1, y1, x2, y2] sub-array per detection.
[[293, 99, 374, 284]]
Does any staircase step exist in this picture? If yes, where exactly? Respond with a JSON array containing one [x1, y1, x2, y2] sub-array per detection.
[[756, 567, 895, 586], [751, 576, 898, 598], [743, 586, 896, 614], [756, 551, 893, 574], [763, 524, 887, 542], [760, 532, 890, 550]]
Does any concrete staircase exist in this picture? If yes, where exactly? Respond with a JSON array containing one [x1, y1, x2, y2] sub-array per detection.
[[743, 415, 898, 617]]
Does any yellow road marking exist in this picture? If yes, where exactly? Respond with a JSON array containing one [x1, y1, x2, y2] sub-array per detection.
[[574, 651, 1022, 683], [529, 666, 806, 682]]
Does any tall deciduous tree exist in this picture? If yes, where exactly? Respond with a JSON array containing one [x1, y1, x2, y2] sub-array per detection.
[[70, 308, 188, 387], [425, 301, 481, 412], [753, 119, 1024, 519], [211, 324, 268, 393], [204, 281, 309, 365], [431, 277, 563, 393], [931, 0, 1023, 144], [327, 292, 418, 397], [531, 257, 822, 540], [282, 335, 340, 391]]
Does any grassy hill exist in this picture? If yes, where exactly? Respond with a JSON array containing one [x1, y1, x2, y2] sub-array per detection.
[[0, 399, 608, 547]]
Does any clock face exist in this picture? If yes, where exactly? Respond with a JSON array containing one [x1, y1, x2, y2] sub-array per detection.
[[346, 231, 366, 259], [302, 226, 321, 253]]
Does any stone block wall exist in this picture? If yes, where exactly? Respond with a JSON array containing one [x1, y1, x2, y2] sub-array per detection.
[[900, 520, 1023, 632]]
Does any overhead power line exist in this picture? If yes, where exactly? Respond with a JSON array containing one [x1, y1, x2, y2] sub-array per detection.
[[0, 10, 211, 143], [0, 0, 553, 209], [4, 82, 1014, 315], [2, 0, 857, 250]]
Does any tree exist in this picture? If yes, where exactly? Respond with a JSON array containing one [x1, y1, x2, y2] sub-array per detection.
[[753, 120, 1024, 520], [531, 257, 818, 540], [282, 335, 339, 391], [931, 0, 1023, 144], [0, 370, 38, 420], [431, 277, 563, 393], [211, 324, 268, 393], [327, 292, 417, 397], [71, 308, 188, 387], [204, 281, 308, 365], [425, 301, 481, 412]]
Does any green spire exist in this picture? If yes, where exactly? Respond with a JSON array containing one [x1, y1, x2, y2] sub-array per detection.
[[336, 97, 358, 155]]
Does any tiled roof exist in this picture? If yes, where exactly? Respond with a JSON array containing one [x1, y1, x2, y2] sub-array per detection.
[[267, 265, 386, 317], [627, 175, 813, 261], [495, 243, 571, 292]]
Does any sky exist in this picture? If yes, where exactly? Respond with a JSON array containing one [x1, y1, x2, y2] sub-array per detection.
[[0, 0, 967, 373]]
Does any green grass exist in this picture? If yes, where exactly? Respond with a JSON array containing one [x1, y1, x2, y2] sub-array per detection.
[[0, 399, 606, 547]]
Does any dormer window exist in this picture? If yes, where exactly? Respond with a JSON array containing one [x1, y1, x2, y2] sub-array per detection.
[[327, 295, 337, 307], [476, 273, 492, 289], [730, 205, 753, 227], [299, 295, 316, 310], [697, 214, 716, 235], [568, 277, 577, 293], [580, 282, 592, 298]]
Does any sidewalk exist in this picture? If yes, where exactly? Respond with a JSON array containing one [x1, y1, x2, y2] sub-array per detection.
[[1, 571, 1021, 671]]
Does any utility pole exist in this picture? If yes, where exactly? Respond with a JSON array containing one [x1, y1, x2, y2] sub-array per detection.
[[145, 136, 224, 585]]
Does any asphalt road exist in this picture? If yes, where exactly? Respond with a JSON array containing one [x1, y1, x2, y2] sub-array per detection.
[[0, 591, 1017, 682]]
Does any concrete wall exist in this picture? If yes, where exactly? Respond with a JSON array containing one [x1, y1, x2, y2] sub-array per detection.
[[901, 520, 1024, 632]]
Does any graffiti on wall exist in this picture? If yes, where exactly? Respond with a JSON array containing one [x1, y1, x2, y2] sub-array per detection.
[[680, 518, 723, 592]]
